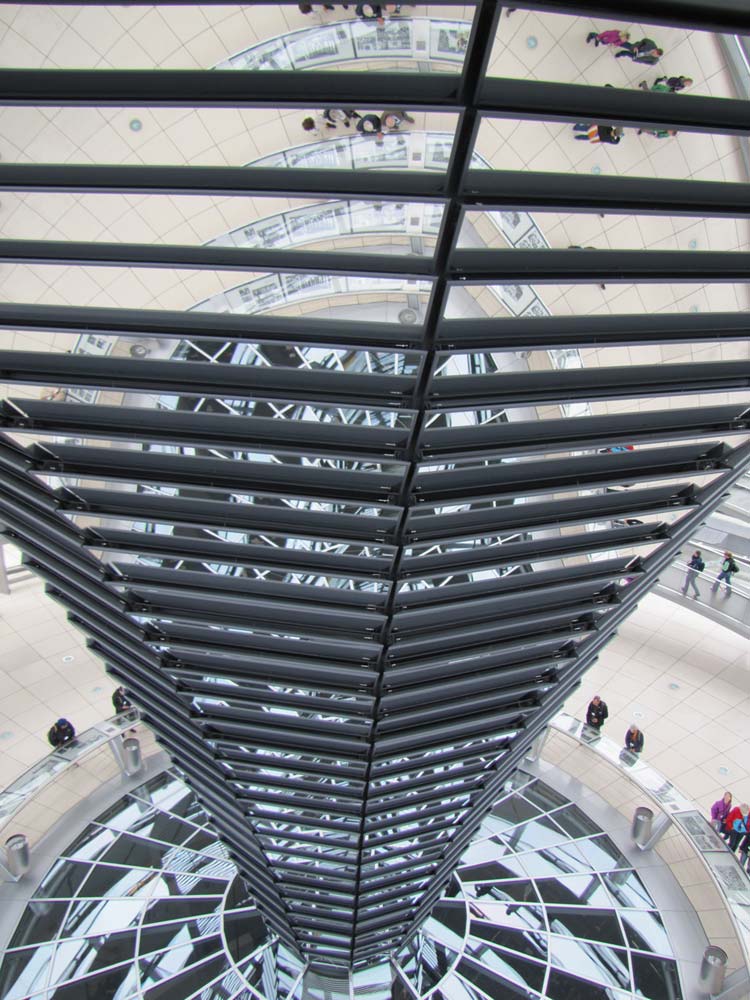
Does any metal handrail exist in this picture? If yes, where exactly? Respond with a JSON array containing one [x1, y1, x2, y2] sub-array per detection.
[[547, 714, 750, 975], [0, 709, 144, 833]]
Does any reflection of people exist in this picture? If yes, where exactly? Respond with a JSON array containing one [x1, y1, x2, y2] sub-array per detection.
[[323, 108, 361, 127], [355, 3, 385, 23], [41, 387, 66, 401], [637, 128, 678, 139], [356, 113, 384, 141], [301, 114, 337, 137], [586, 28, 630, 47], [48, 718, 76, 749], [614, 38, 663, 64], [586, 695, 609, 731], [654, 75, 693, 92], [639, 76, 692, 92], [624, 723, 644, 754], [381, 109, 415, 130], [572, 123, 623, 145]]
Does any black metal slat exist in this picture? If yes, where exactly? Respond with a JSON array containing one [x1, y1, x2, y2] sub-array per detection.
[[84, 526, 393, 581], [61, 487, 401, 546], [0, 351, 416, 408], [462, 169, 750, 217], [5, 398, 412, 461], [427, 359, 750, 408], [0, 302, 424, 352], [400, 522, 668, 580], [32, 441, 405, 506], [479, 75, 750, 135], [437, 312, 750, 353], [450, 247, 750, 284], [406, 482, 695, 543], [413, 441, 725, 503], [159, 621, 378, 666], [420, 403, 750, 459]]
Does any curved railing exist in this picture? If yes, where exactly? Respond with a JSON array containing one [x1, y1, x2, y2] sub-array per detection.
[[0, 710, 161, 853], [542, 714, 750, 983]]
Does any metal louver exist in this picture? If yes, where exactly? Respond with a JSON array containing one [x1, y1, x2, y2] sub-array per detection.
[[0, 0, 749, 975]]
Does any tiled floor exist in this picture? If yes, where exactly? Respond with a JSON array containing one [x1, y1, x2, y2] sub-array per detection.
[[0, 555, 114, 787], [565, 590, 750, 813]]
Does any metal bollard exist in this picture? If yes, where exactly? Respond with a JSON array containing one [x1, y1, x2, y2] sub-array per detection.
[[4, 834, 30, 879], [121, 737, 142, 777], [697, 945, 727, 996], [631, 806, 654, 849]]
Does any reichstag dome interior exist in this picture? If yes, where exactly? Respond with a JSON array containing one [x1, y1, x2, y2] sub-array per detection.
[[0, 1, 749, 998]]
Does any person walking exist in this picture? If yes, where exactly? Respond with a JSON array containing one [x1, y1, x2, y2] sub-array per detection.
[[681, 549, 705, 598], [572, 123, 623, 145], [624, 723, 644, 754], [710, 792, 732, 833], [586, 28, 630, 48], [614, 38, 663, 64], [48, 718, 76, 749], [586, 695, 609, 731], [711, 551, 740, 596]]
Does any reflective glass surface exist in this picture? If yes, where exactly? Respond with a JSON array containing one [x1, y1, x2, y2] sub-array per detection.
[[0, 769, 684, 999]]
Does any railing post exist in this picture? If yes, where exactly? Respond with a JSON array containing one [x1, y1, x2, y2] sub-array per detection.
[[0, 834, 30, 881]]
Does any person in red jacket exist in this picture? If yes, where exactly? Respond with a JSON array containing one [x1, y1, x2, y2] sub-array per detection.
[[724, 803, 743, 844]]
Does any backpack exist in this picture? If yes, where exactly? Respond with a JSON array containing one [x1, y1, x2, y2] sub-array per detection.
[[730, 559, 739, 574], [695, 557, 705, 572]]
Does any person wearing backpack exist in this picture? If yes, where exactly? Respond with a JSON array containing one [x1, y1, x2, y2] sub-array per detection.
[[712, 550, 740, 597], [681, 549, 705, 598], [47, 718, 76, 750], [729, 803, 750, 852], [614, 38, 663, 64]]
